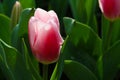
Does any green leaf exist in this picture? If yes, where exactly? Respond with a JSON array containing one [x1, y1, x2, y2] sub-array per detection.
[[3, 0, 17, 17], [85, 0, 97, 22], [19, 0, 35, 9], [110, 19, 120, 47], [11, 24, 19, 48], [63, 17, 75, 35], [69, 0, 98, 32], [18, 8, 34, 37], [0, 39, 34, 80], [11, 8, 34, 50], [102, 16, 120, 52], [69, 0, 87, 23], [21, 38, 43, 80], [0, 14, 10, 44], [0, 39, 15, 80], [103, 40, 120, 80], [85, 0, 98, 33], [63, 17, 102, 78], [0, 3, 4, 13], [101, 15, 110, 52], [64, 17, 102, 59], [64, 60, 98, 80]]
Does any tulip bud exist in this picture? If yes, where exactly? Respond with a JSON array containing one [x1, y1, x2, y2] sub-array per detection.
[[11, 1, 22, 29], [28, 8, 63, 64], [99, 0, 120, 20]]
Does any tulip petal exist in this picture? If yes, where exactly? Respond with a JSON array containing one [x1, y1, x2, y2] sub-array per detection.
[[48, 10, 59, 29], [29, 17, 46, 48], [28, 17, 38, 47], [99, 0, 120, 20], [48, 20, 63, 45], [47, 16, 59, 30], [33, 22, 63, 64], [34, 8, 50, 22], [29, 8, 63, 64]]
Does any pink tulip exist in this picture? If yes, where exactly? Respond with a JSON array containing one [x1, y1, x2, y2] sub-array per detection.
[[99, 0, 120, 20], [28, 8, 63, 64]]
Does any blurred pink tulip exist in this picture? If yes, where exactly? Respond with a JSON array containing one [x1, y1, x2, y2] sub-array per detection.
[[99, 0, 120, 20], [28, 8, 63, 64]]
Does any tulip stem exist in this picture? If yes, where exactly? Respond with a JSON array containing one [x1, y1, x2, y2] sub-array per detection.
[[43, 64, 48, 80], [106, 21, 114, 50]]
